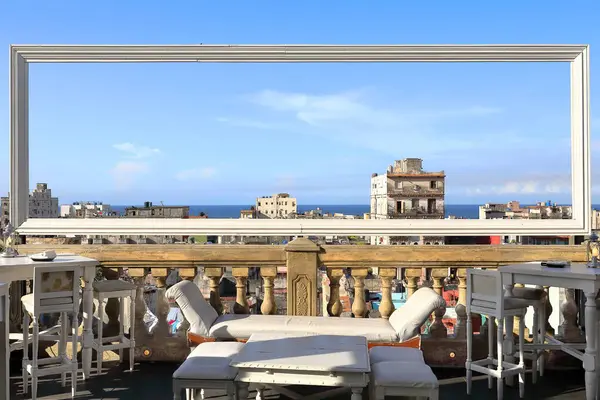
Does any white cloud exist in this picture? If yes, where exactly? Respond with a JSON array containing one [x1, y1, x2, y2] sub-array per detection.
[[113, 142, 161, 159], [219, 89, 509, 157], [110, 142, 161, 190], [110, 161, 149, 190], [175, 167, 217, 181], [463, 174, 572, 196]]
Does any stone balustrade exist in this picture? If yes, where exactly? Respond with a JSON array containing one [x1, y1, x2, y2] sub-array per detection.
[[11, 239, 588, 368]]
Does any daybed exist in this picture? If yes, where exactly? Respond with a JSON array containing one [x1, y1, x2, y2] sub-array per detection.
[[165, 280, 446, 348]]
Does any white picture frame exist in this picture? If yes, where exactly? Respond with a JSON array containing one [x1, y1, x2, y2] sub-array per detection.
[[9, 44, 591, 236]]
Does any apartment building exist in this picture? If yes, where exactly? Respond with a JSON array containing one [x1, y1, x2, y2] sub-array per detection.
[[370, 158, 445, 245], [1, 183, 59, 221], [256, 193, 297, 219]]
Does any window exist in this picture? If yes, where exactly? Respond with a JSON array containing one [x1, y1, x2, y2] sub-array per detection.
[[430, 181, 437, 189], [10, 44, 591, 236]]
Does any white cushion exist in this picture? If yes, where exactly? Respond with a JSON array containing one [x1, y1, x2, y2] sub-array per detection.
[[172, 342, 244, 381], [388, 287, 446, 342], [21, 294, 34, 313], [372, 361, 438, 388], [369, 346, 424, 364], [209, 314, 398, 342], [165, 281, 219, 337], [510, 287, 545, 301]]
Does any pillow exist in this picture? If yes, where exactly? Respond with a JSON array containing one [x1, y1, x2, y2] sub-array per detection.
[[165, 280, 219, 337], [388, 287, 446, 342]]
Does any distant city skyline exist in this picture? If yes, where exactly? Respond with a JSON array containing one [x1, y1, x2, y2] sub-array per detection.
[[0, 1, 598, 205]]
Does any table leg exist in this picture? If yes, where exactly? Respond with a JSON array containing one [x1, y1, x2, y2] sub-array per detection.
[[504, 312, 515, 387], [1, 291, 9, 400], [351, 387, 362, 400], [82, 266, 95, 380], [584, 292, 597, 400]]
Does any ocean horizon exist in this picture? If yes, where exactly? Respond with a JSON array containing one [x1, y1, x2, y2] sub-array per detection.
[[109, 204, 594, 220]]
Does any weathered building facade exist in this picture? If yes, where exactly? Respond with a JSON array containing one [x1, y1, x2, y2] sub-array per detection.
[[1, 183, 59, 222], [256, 193, 297, 219], [370, 158, 445, 245]]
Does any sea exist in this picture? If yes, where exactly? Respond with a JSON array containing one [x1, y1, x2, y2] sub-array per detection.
[[111, 204, 483, 219]]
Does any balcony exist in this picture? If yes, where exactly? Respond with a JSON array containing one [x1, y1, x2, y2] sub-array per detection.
[[390, 206, 445, 219], [388, 188, 445, 198], [4, 240, 592, 398]]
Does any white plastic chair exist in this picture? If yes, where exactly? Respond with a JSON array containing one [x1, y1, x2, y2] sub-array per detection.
[[465, 269, 528, 399], [21, 264, 82, 399]]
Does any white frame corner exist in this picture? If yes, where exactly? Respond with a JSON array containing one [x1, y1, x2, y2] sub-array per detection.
[[9, 44, 591, 236]]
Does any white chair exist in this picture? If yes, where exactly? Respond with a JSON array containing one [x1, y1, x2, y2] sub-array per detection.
[[21, 264, 82, 399], [466, 269, 528, 399], [92, 279, 136, 374]]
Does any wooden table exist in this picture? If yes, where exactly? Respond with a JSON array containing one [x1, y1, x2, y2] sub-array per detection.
[[498, 262, 600, 400], [230, 333, 370, 400], [0, 254, 99, 395], [0, 282, 8, 400]]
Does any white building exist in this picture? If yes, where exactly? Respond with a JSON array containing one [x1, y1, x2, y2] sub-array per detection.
[[1, 183, 59, 221], [256, 193, 297, 219], [60, 201, 113, 218]]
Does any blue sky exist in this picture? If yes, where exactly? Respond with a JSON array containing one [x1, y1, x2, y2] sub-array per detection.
[[0, 1, 597, 205]]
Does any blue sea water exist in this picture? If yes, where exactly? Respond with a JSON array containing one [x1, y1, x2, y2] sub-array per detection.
[[112, 204, 482, 219]]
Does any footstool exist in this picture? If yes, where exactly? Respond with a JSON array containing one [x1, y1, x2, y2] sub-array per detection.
[[173, 341, 246, 400], [369, 346, 425, 364], [370, 361, 439, 400]]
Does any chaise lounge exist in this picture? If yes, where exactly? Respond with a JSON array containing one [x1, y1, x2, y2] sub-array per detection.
[[165, 280, 446, 348]]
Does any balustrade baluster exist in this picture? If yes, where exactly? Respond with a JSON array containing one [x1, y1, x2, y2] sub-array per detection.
[[405, 269, 421, 298], [260, 267, 277, 315], [232, 267, 250, 314], [429, 268, 448, 338], [351, 268, 368, 318], [203, 267, 224, 315], [326, 268, 344, 317], [150, 268, 172, 337], [454, 268, 468, 339], [558, 288, 584, 341], [378, 268, 396, 319]]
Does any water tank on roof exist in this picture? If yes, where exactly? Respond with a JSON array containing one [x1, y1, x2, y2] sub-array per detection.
[[144, 201, 152, 208]]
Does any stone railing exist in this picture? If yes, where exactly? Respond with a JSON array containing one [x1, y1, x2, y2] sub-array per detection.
[[12, 239, 588, 368]]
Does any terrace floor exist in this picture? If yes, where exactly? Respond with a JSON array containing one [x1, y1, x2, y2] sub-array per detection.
[[7, 360, 588, 399]]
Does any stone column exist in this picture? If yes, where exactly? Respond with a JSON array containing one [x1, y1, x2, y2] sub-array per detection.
[[405, 269, 421, 298], [429, 268, 448, 338], [260, 267, 277, 315], [326, 268, 344, 317], [204, 267, 224, 315], [378, 268, 397, 319], [351, 268, 368, 318], [285, 238, 320, 316], [232, 267, 250, 315]]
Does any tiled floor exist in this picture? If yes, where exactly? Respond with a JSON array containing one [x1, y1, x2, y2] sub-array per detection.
[[8, 360, 587, 399]]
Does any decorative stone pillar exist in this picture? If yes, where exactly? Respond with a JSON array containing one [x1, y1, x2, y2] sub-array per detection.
[[429, 268, 448, 338], [509, 283, 530, 339], [454, 268, 468, 339], [260, 267, 277, 315], [378, 268, 396, 319], [100, 267, 122, 337], [232, 267, 250, 314], [405, 269, 421, 298], [9, 281, 25, 332], [285, 238, 320, 316], [558, 288, 584, 342], [204, 267, 224, 315], [150, 268, 171, 337], [326, 268, 344, 317], [351, 268, 368, 318]]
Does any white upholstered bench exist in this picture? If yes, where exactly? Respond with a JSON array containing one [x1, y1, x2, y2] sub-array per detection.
[[173, 341, 246, 400], [369, 347, 439, 400]]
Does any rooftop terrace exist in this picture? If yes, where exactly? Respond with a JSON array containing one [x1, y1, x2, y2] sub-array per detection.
[[6, 359, 587, 399]]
